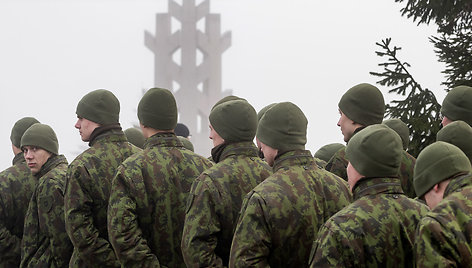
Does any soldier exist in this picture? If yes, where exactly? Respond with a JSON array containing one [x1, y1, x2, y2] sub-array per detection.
[[436, 120, 472, 163], [383, 118, 417, 198], [326, 83, 385, 180], [440, 85, 472, 127], [107, 88, 212, 267], [181, 99, 271, 267], [0, 117, 39, 267], [124, 127, 145, 149], [64, 89, 141, 267], [229, 102, 352, 267], [313, 143, 345, 168], [413, 141, 472, 267], [310, 124, 429, 267], [19, 123, 73, 267]]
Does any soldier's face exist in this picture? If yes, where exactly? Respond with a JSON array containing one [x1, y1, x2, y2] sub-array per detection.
[[260, 141, 278, 167], [75, 117, 100, 142], [337, 109, 357, 143], [209, 124, 225, 147], [23, 145, 52, 174]]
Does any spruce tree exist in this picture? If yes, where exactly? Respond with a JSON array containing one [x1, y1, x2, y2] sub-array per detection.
[[370, 38, 441, 157]]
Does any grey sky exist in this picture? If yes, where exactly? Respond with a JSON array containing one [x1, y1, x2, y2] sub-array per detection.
[[0, 0, 445, 171]]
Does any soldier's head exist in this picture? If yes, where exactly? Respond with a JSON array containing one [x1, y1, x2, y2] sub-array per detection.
[[256, 102, 307, 167], [137, 87, 178, 138], [21, 123, 59, 175], [314, 143, 345, 163], [10, 117, 40, 154], [256, 103, 278, 158], [208, 99, 257, 148], [124, 127, 145, 149], [441, 85, 472, 127], [211, 95, 246, 111], [338, 83, 385, 142], [345, 124, 402, 191], [175, 123, 191, 139], [414, 141, 471, 208], [436, 120, 472, 164], [383, 118, 410, 150], [178, 136, 194, 152], [75, 89, 120, 142]]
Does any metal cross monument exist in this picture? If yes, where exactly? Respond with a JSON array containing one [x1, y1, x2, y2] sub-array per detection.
[[145, 0, 232, 156]]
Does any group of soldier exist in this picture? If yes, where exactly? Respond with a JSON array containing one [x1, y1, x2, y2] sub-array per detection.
[[0, 82, 471, 267]]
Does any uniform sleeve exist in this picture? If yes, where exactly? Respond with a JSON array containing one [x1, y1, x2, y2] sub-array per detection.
[[415, 216, 458, 267], [309, 222, 351, 267], [0, 198, 21, 265], [181, 175, 223, 267], [229, 191, 271, 268], [107, 167, 160, 267], [64, 165, 119, 267], [19, 190, 39, 268], [45, 182, 73, 267]]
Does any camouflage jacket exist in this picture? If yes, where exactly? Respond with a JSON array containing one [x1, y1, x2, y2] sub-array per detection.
[[20, 154, 72, 268], [0, 153, 37, 268], [415, 173, 472, 267], [181, 141, 271, 267], [229, 150, 352, 267], [64, 128, 141, 267], [310, 177, 429, 267], [107, 133, 212, 268], [326, 147, 417, 198]]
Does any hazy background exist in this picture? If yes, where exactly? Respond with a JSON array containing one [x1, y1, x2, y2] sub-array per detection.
[[0, 0, 446, 171]]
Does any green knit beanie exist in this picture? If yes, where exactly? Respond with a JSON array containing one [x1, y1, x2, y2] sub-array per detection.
[[138, 88, 178, 130], [339, 83, 385, 126], [124, 127, 145, 149], [257, 103, 277, 122], [209, 100, 257, 142], [211, 95, 246, 111], [178, 136, 194, 152], [441, 85, 472, 126], [383, 118, 410, 150], [76, 89, 120, 125], [20, 123, 59, 155], [346, 124, 402, 177], [414, 141, 471, 197], [10, 117, 40, 148], [437, 120, 472, 163], [314, 143, 345, 162], [256, 102, 307, 151]]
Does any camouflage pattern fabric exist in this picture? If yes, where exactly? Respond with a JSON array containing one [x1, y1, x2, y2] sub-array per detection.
[[310, 177, 429, 267], [20, 154, 72, 267], [415, 173, 472, 267], [107, 133, 212, 267], [229, 150, 352, 267], [181, 141, 271, 267], [64, 129, 141, 267], [325, 146, 348, 180], [0, 153, 37, 267], [326, 147, 417, 198], [314, 157, 328, 169]]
